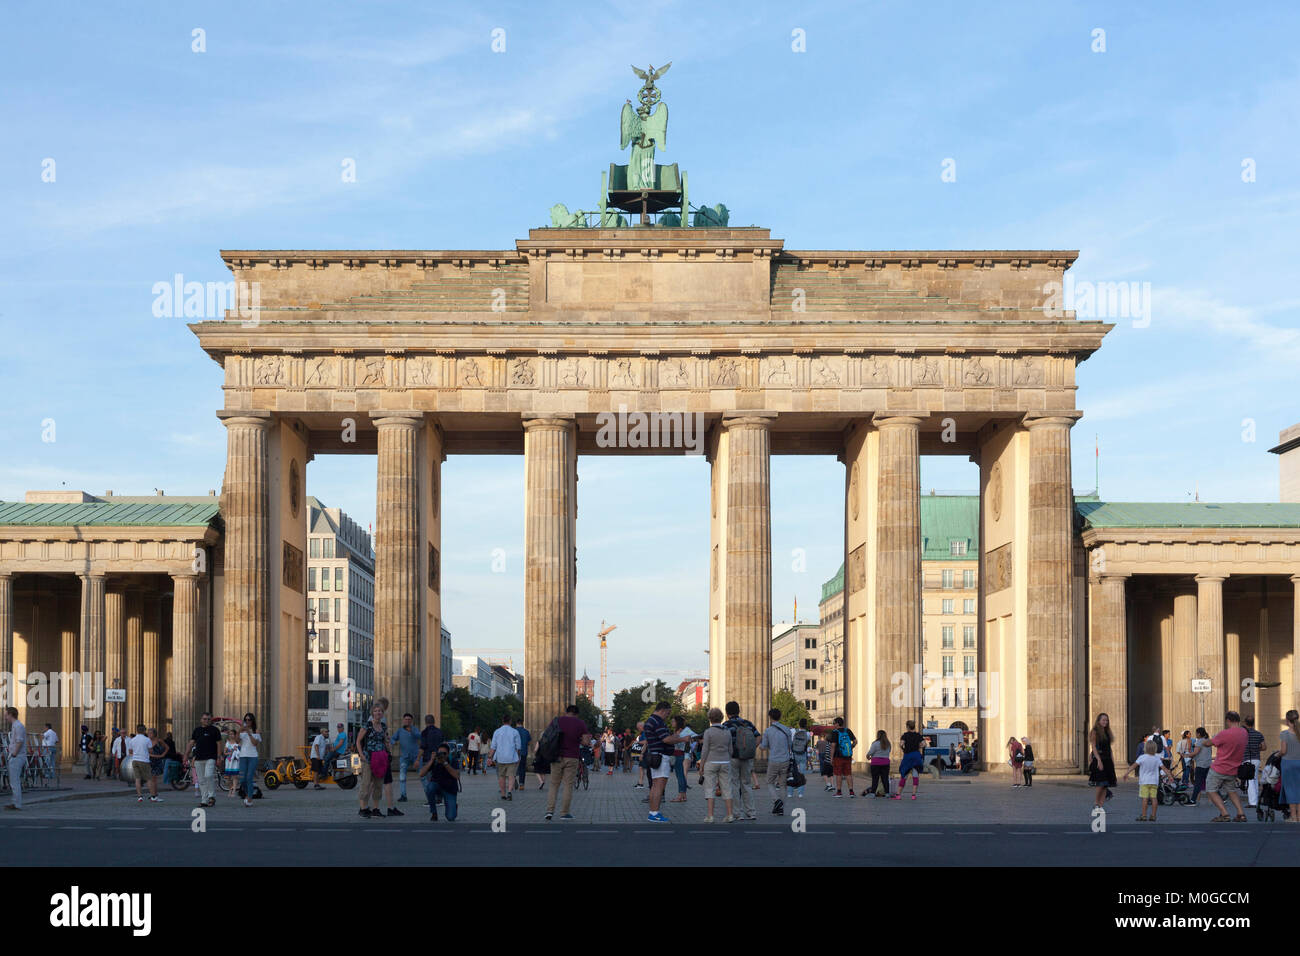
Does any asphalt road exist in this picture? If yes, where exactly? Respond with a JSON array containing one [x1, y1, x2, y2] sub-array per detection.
[[3, 819, 1296, 866]]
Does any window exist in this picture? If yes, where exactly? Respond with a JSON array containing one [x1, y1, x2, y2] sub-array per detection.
[[941, 599, 954, 615], [942, 569, 954, 589], [968, 688, 977, 707], [334, 632, 340, 653], [335, 567, 344, 591], [949, 540, 967, 556], [334, 598, 341, 622], [942, 626, 954, 649], [317, 660, 328, 683], [942, 655, 954, 677], [309, 538, 320, 559], [963, 598, 975, 614], [333, 660, 340, 684], [308, 567, 317, 591], [804, 659, 816, 670], [942, 689, 950, 707], [319, 601, 329, 623], [963, 625, 975, 648], [808, 701, 816, 711], [963, 570, 975, 589], [321, 538, 334, 558], [964, 655, 976, 677]]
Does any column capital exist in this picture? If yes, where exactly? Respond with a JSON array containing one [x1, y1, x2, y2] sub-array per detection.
[[1194, 573, 1228, 584], [721, 410, 777, 430], [370, 410, 425, 426], [169, 571, 203, 582], [1022, 411, 1083, 430], [1091, 571, 1130, 585], [76, 570, 107, 581], [1290, 574, 1300, 585], [522, 412, 576, 432], [871, 410, 927, 428], [217, 409, 272, 427]]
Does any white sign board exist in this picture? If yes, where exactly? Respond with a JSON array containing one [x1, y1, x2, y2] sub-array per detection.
[[1191, 679, 1212, 694], [105, 688, 127, 703]]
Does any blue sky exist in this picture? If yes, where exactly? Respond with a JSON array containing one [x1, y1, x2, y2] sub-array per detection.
[[3, 2, 1297, 692]]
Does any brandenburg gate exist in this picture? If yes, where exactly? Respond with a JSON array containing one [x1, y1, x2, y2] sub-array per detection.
[[192, 229, 1110, 764]]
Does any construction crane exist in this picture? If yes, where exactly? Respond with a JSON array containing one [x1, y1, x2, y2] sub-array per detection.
[[598, 620, 617, 712]]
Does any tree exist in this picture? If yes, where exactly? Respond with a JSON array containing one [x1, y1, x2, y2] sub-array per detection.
[[573, 694, 603, 733], [682, 705, 710, 735], [610, 679, 673, 732], [771, 688, 810, 729]]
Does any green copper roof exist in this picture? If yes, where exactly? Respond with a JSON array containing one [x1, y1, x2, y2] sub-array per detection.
[[820, 564, 844, 603], [920, 495, 979, 560], [1076, 501, 1300, 529], [0, 501, 221, 527]]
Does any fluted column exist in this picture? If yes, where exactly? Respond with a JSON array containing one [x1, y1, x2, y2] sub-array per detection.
[[722, 413, 773, 733], [1292, 576, 1300, 714], [873, 412, 923, 742], [77, 572, 106, 734], [1196, 574, 1226, 720], [218, 411, 271, 728], [1024, 413, 1080, 769], [0, 573, 12, 702], [59, 584, 79, 757], [1172, 584, 1198, 733], [142, 590, 163, 732], [523, 413, 577, 735], [104, 589, 125, 733], [125, 590, 144, 729], [1089, 571, 1129, 754], [170, 573, 202, 741], [374, 412, 423, 724]]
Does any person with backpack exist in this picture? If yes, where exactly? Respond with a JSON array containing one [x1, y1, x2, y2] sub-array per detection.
[[80, 725, 93, 779], [790, 719, 811, 798], [759, 707, 795, 815], [722, 701, 759, 821], [698, 708, 735, 823], [830, 716, 857, 798], [543, 703, 591, 821]]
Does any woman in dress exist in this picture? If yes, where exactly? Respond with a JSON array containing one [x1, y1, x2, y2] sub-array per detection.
[[1088, 713, 1117, 808]]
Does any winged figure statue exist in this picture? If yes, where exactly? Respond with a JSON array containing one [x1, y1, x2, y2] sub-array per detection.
[[621, 62, 671, 189]]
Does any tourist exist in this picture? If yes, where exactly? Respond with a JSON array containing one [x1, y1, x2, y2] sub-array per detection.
[[513, 718, 531, 792], [829, 716, 857, 798], [112, 726, 131, 783], [698, 708, 734, 823], [327, 722, 347, 767], [394, 713, 421, 803], [1204, 711, 1248, 823], [223, 726, 241, 794], [190, 712, 222, 807], [374, 698, 401, 816], [1007, 736, 1024, 787], [817, 733, 835, 792], [490, 713, 521, 801], [632, 721, 647, 789], [867, 730, 891, 797], [1279, 710, 1300, 824], [1243, 716, 1265, 808], [1160, 729, 1174, 772], [356, 704, 391, 818], [309, 725, 329, 789], [643, 701, 685, 823], [128, 723, 160, 803], [892, 720, 925, 801], [466, 727, 482, 774], [669, 715, 692, 803], [1123, 738, 1175, 822], [757, 707, 794, 815], [161, 733, 182, 786], [80, 724, 93, 779], [1087, 713, 1117, 809], [1188, 727, 1212, 805], [1176, 730, 1195, 786], [148, 728, 168, 791], [42, 722, 59, 755], [418, 742, 460, 822], [545, 703, 591, 821], [602, 728, 617, 774], [418, 715, 445, 781], [90, 730, 105, 779], [723, 701, 760, 820], [533, 736, 551, 790], [3, 707, 26, 810], [236, 713, 261, 807], [1020, 737, 1035, 788], [791, 719, 812, 778]]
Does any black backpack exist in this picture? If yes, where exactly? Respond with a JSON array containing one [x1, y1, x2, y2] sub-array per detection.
[[537, 717, 562, 763]]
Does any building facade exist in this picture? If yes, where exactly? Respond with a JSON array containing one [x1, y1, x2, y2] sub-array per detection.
[[771, 623, 821, 715]]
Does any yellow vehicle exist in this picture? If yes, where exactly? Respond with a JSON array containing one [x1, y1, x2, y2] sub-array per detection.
[[263, 746, 358, 790]]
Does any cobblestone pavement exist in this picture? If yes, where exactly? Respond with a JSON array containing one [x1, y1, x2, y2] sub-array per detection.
[[12, 764, 1296, 830]]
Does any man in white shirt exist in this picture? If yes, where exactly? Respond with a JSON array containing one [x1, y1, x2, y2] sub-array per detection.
[[112, 727, 130, 783], [4, 707, 26, 810], [309, 726, 329, 790], [489, 714, 522, 801], [40, 723, 59, 775], [128, 724, 161, 802]]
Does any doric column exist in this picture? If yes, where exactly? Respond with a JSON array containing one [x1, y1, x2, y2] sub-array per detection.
[[170, 573, 203, 743], [0, 572, 12, 702], [523, 413, 577, 735], [1172, 584, 1198, 733], [1291, 575, 1300, 714], [1024, 413, 1080, 769], [1089, 570, 1129, 755], [873, 412, 923, 742], [218, 411, 271, 727], [59, 584, 79, 757], [104, 589, 125, 733], [1196, 574, 1227, 720], [142, 590, 163, 732], [373, 412, 424, 724], [125, 590, 144, 729], [722, 413, 773, 733], [77, 572, 106, 734]]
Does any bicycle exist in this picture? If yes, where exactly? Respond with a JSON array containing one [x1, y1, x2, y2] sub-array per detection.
[[577, 757, 590, 790]]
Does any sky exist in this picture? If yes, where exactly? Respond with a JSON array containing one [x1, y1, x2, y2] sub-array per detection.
[[3, 1, 1297, 694]]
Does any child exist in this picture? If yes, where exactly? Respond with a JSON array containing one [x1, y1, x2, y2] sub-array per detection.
[[1123, 738, 1175, 821]]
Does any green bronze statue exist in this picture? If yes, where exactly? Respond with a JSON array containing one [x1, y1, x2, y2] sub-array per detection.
[[620, 62, 670, 189]]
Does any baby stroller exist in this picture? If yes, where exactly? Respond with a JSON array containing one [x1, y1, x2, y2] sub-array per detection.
[[1256, 752, 1290, 822], [1157, 775, 1192, 806]]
